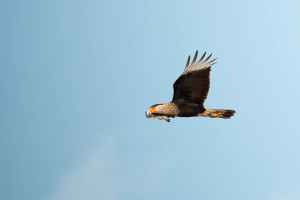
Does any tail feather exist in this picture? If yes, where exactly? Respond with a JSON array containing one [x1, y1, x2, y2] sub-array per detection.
[[198, 108, 236, 119]]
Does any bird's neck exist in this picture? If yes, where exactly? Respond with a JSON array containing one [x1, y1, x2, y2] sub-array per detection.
[[156, 102, 179, 116]]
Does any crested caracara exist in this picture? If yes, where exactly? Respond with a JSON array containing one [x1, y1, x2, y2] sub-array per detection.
[[146, 50, 235, 122]]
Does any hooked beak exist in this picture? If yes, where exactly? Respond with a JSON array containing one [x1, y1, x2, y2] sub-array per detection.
[[146, 106, 156, 118], [146, 111, 151, 118]]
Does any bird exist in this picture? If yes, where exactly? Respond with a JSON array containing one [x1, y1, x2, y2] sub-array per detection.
[[145, 50, 235, 122]]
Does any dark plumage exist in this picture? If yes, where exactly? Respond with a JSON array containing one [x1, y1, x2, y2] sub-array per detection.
[[146, 50, 235, 122]]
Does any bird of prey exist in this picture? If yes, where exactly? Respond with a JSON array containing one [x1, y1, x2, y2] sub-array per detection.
[[146, 50, 235, 122]]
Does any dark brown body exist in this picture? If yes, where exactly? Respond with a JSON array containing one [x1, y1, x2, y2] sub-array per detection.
[[173, 99, 205, 117]]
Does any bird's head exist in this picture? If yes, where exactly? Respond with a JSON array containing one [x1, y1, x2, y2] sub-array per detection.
[[146, 104, 162, 118]]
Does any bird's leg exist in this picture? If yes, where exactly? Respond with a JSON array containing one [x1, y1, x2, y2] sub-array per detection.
[[147, 113, 171, 122], [201, 111, 222, 118], [162, 116, 170, 122], [200, 111, 213, 117], [199, 111, 214, 118], [157, 115, 170, 122]]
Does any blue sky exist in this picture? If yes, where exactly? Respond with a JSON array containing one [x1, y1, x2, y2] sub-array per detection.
[[1, 0, 300, 199]]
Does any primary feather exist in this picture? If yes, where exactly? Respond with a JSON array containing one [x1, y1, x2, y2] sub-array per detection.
[[172, 50, 217, 106]]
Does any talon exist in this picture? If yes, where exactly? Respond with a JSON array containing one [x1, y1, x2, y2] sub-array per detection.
[[162, 116, 170, 122]]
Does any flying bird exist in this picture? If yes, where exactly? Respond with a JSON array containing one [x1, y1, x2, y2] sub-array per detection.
[[146, 50, 235, 122]]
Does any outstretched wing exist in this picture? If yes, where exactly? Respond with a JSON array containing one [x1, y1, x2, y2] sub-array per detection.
[[172, 50, 217, 105]]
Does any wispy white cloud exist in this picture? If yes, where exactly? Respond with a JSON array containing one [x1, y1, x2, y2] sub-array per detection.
[[48, 137, 123, 200], [48, 135, 175, 200], [271, 187, 300, 200]]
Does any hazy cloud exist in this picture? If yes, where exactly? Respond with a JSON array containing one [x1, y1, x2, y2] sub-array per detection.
[[48, 135, 174, 200], [48, 137, 123, 200], [272, 187, 300, 200]]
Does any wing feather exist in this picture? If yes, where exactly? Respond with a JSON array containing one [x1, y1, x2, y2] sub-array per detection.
[[190, 50, 198, 66], [193, 51, 206, 68], [200, 53, 212, 65], [172, 51, 217, 105], [185, 55, 190, 70]]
